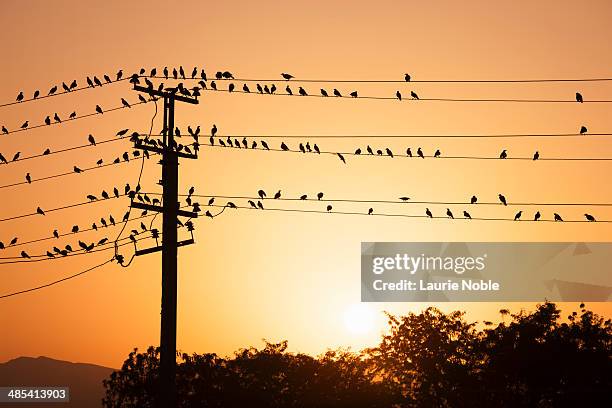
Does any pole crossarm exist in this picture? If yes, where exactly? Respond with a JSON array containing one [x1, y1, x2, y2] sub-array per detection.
[[133, 142, 198, 159], [130, 201, 199, 218], [133, 84, 200, 104]]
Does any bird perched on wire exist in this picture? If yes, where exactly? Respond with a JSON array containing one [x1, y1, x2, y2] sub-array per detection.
[[16, 91, 24, 102], [585, 213, 596, 222], [25, 172, 31, 183], [463, 211, 471, 219], [498, 194, 507, 206], [88, 134, 96, 146], [337, 153, 346, 163], [37, 207, 45, 215], [13, 152, 21, 162], [95, 105, 103, 114], [121, 98, 131, 108], [21, 251, 30, 259], [281, 142, 289, 151], [281, 73, 294, 80], [69, 111, 76, 119], [299, 87, 308, 96], [554, 213, 563, 221], [533, 151, 539, 160], [410, 91, 419, 100], [320, 89, 328, 97], [326, 205, 332, 212], [314, 144, 320, 154], [575, 92, 583, 103], [417, 148, 424, 158], [396, 91, 402, 101], [471, 195, 477, 204], [274, 190, 282, 199], [434, 149, 441, 158], [333, 89, 342, 97], [405, 74, 411, 82], [386, 148, 393, 158], [2, 126, 8, 134], [446, 208, 454, 219], [74, 166, 83, 173], [514, 211, 522, 221], [580, 126, 587, 134], [21, 121, 29, 129], [48, 85, 58, 95], [317, 192, 324, 200], [425, 208, 433, 218], [350, 91, 358, 98], [500, 150, 507, 159]]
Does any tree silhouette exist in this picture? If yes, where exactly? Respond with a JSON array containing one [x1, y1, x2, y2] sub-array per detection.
[[103, 303, 611, 407]]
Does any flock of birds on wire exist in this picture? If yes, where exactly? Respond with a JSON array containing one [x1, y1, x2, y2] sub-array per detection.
[[0, 67, 603, 260]]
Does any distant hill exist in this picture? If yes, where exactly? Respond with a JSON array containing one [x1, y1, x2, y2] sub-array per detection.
[[0, 356, 115, 407]]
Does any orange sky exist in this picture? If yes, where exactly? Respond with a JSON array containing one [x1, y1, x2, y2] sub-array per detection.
[[1, 0, 612, 368]]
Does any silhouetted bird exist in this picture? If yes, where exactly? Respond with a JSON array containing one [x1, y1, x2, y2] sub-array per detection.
[[446, 208, 454, 219], [222, 71, 234, 79], [337, 153, 346, 163], [102, 190, 109, 200], [113, 187, 119, 198], [365, 145, 373, 155], [16, 91, 24, 102], [350, 91, 358, 98], [533, 151, 539, 160], [300, 143, 306, 153], [257, 84, 263, 94], [248, 200, 257, 208], [321, 89, 328, 97], [575, 92, 583, 103], [434, 149, 441, 158], [21, 251, 30, 259], [299, 87, 307, 96], [87, 195, 97, 201], [258, 189, 266, 199], [317, 192, 324, 200], [274, 190, 282, 199], [25, 172, 31, 183], [69, 111, 76, 119], [282, 73, 294, 80], [74, 166, 83, 173], [95, 105, 103, 114], [368, 208, 373, 215], [355, 148, 362, 155], [417, 148, 424, 158], [0, 153, 5, 164], [580, 126, 587, 134], [514, 211, 522, 221], [500, 149, 507, 159], [281, 142, 289, 151], [257, 201, 264, 210], [9, 237, 17, 246], [62, 82, 70, 92], [0, 241, 4, 250], [300, 195, 307, 200], [104, 74, 112, 83], [2, 126, 8, 134], [121, 98, 131, 108], [471, 195, 477, 204], [405, 148, 412, 157], [53, 230, 59, 238], [88, 134, 96, 145], [271, 84, 276, 94], [229, 83, 235, 92], [32, 90, 40, 99], [333, 89, 342, 97], [109, 215, 115, 225], [72, 225, 79, 233], [377, 150, 383, 156], [326, 205, 332, 212], [399, 197, 410, 201], [21, 121, 29, 129], [396, 91, 402, 100], [54, 113, 61, 123], [101, 218, 107, 227], [208, 197, 215, 206], [117, 128, 129, 137], [286, 86, 293, 95], [463, 211, 472, 219], [13, 152, 21, 162], [425, 208, 433, 218], [37, 206, 45, 215], [498, 194, 507, 205], [48, 85, 58, 95], [411, 91, 419, 99], [314, 144, 320, 154], [262, 140, 270, 150], [94, 76, 102, 87], [554, 213, 563, 221], [585, 213, 596, 222], [405, 73, 411, 82]]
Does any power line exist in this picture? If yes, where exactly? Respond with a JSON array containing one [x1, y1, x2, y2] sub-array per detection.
[[0, 98, 149, 136], [2, 207, 164, 249], [167, 193, 612, 208], [0, 154, 155, 190], [201, 142, 612, 162], [0, 77, 130, 109], [178, 132, 612, 139], [206, 203, 610, 223], [151, 75, 612, 84], [187, 85, 612, 104], [0, 195, 128, 223], [0, 136, 130, 165], [0, 258, 114, 299], [0, 233, 146, 264]]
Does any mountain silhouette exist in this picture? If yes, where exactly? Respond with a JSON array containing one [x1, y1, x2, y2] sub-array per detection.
[[0, 356, 114, 407]]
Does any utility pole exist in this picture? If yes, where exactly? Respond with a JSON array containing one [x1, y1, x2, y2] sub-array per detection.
[[131, 84, 199, 407]]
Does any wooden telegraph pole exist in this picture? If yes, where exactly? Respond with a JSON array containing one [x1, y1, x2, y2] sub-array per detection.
[[131, 84, 199, 407]]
